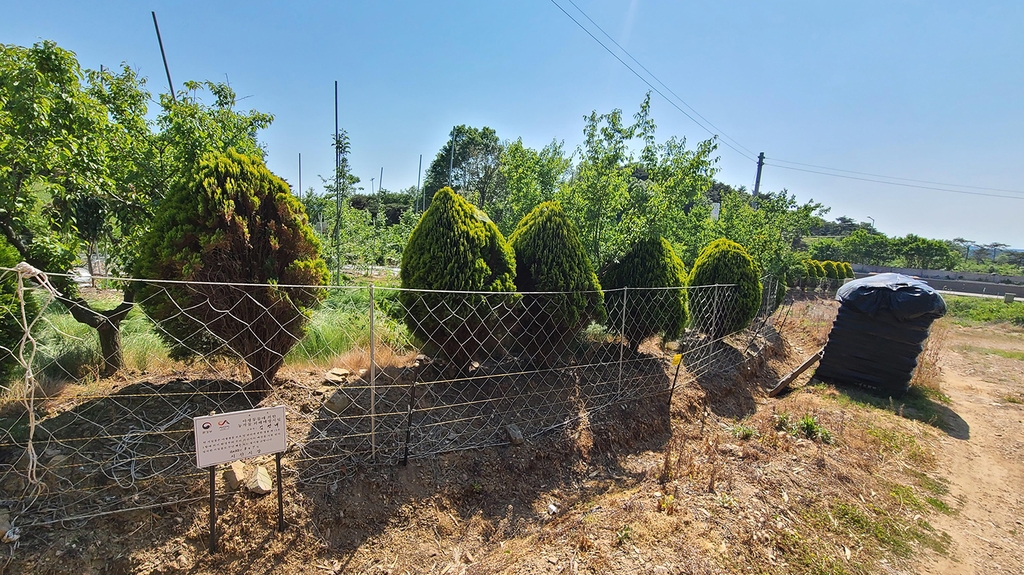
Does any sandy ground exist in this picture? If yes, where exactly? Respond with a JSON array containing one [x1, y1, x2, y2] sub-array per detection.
[[922, 323, 1024, 574]]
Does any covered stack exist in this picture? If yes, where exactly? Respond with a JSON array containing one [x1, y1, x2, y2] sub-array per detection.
[[815, 273, 946, 397]]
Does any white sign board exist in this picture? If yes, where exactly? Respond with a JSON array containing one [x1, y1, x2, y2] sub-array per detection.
[[193, 405, 287, 468]]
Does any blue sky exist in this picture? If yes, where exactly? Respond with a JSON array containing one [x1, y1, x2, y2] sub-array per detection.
[[4, 1, 1023, 246]]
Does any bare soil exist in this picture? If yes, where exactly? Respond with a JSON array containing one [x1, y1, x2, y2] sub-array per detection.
[[3, 299, 1023, 574]]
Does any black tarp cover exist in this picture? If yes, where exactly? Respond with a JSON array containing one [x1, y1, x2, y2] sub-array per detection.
[[814, 273, 946, 397]]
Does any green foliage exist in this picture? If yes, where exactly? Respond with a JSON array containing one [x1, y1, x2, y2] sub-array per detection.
[[508, 202, 605, 361], [812, 260, 827, 279], [557, 95, 717, 267], [422, 125, 503, 211], [399, 187, 516, 365], [943, 295, 1024, 327], [135, 149, 327, 391], [809, 238, 844, 262], [689, 239, 762, 338], [602, 237, 688, 350], [842, 262, 855, 278], [495, 139, 571, 236], [0, 237, 39, 383], [822, 261, 839, 280]]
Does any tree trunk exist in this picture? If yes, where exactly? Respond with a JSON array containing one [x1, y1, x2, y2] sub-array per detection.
[[61, 289, 134, 378]]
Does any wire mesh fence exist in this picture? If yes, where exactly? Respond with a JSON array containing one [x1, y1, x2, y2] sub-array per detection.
[[0, 265, 785, 529]]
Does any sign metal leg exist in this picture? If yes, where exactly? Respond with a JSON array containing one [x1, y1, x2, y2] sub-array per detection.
[[276, 452, 285, 532], [208, 465, 217, 554]]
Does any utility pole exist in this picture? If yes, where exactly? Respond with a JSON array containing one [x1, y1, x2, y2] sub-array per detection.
[[416, 154, 423, 212], [151, 12, 176, 102], [752, 152, 765, 197], [298, 153, 302, 197]]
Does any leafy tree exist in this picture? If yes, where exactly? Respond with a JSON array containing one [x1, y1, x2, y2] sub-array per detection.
[[558, 95, 717, 268], [689, 187, 823, 281], [840, 229, 893, 266], [399, 187, 516, 367], [0, 238, 39, 383], [494, 139, 571, 235], [688, 239, 762, 338], [602, 237, 688, 351], [809, 238, 845, 262], [508, 201, 605, 363], [895, 234, 958, 269], [0, 41, 153, 376], [136, 149, 328, 393], [422, 125, 504, 210]]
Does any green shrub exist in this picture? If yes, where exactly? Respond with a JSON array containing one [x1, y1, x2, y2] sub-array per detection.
[[399, 187, 516, 366], [508, 201, 605, 363], [842, 262, 855, 279], [689, 239, 762, 338], [1, 238, 39, 384], [602, 237, 688, 351], [135, 149, 328, 393], [822, 261, 839, 280]]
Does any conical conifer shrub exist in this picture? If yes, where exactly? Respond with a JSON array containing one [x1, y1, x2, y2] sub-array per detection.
[[689, 238, 762, 339], [509, 201, 605, 364], [602, 237, 688, 351], [399, 187, 516, 366]]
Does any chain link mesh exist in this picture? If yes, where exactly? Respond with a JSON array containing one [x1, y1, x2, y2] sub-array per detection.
[[0, 266, 785, 528]]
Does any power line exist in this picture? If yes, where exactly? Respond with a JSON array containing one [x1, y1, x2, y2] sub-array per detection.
[[548, 0, 756, 162], [563, 0, 759, 160], [766, 163, 1024, 201], [550, 1, 1021, 202], [768, 157, 1024, 196]]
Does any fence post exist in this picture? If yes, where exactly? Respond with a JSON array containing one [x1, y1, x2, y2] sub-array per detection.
[[618, 286, 627, 397], [369, 284, 377, 462]]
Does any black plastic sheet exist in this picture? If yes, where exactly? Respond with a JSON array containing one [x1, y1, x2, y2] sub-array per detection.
[[815, 273, 946, 397]]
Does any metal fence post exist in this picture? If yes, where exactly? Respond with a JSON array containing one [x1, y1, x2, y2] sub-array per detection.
[[618, 286, 627, 397], [369, 284, 377, 462]]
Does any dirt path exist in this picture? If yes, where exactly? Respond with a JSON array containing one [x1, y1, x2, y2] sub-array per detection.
[[923, 325, 1024, 574]]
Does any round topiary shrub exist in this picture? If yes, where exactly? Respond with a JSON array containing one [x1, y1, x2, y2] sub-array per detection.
[[136, 149, 328, 394], [822, 261, 839, 280], [842, 262, 855, 279], [399, 187, 516, 366], [811, 260, 827, 289], [508, 201, 605, 364], [602, 237, 688, 351], [688, 238, 762, 339]]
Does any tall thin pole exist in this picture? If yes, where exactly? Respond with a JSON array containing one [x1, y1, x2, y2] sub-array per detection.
[[416, 154, 423, 211], [151, 12, 176, 103], [298, 153, 302, 197], [379, 167, 384, 194], [752, 152, 765, 197], [448, 127, 457, 187], [334, 81, 341, 284]]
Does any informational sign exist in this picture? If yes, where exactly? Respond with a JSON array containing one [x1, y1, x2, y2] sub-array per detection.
[[193, 405, 287, 468]]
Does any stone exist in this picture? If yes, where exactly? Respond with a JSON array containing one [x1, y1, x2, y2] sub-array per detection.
[[0, 511, 10, 539], [664, 341, 680, 351], [325, 389, 352, 414], [325, 367, 350, 384], [506, 424, 525, 446], [246, 465, 273, 495], [224, 461, 247, 490]]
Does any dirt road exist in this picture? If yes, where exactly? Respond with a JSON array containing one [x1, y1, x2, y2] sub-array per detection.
[[923, 324, 1024, 574]]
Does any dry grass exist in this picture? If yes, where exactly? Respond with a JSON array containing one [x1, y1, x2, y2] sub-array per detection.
[[910, 320, 950, 394]]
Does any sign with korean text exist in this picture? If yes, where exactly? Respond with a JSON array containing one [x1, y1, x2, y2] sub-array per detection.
[[193, 405, 287, 468]]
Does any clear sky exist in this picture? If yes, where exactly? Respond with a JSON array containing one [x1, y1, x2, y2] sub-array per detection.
[[4, 1, 1023, 246]]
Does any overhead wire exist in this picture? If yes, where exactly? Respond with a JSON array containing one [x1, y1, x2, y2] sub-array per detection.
[[766, 163, 1024, 201], [547, 0, 756, 162], [562, 0, 759, 160], [549, 0, 1022, 203]]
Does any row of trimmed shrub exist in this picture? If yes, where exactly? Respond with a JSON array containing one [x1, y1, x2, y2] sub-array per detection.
[[399, 188, 764, 365], [796, 259, 855, 287]]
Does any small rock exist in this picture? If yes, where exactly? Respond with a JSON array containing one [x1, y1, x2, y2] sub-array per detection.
[[547, 503, 559, 515], [664, 341, 680, 351], [325, 367, 350, 384], [717, 443, 743, 457], [325, 390, 352, 414], [2, 526, 19, 543], [246, 465, 273, 495], [507, 424, 525, 446], [224, 461, 247, 490], [0, 511, 10, 538]]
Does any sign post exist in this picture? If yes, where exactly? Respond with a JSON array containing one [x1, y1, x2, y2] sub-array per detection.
[[193, 405, 288, 553]]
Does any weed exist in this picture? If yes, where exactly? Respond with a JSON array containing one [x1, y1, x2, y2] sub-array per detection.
[[615, 524, 633, 546], [716, 493, 737, 509], [925, 497, 953, 515], [657, 494, 676, 515], [944, 295, 1024, 327], [796, 414, 833, 443], [731, 423, 758, 440], [1003, 394, 1023, 405], [889, 484, 923, 510], [773, 411, 793, 432]]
